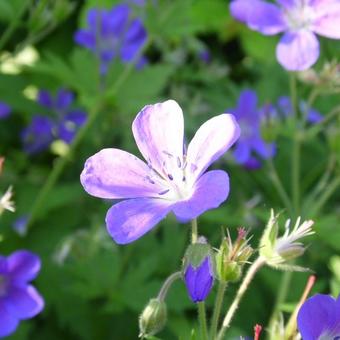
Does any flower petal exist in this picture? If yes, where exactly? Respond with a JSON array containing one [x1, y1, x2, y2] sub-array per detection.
[[0, 301, 18, 337], [173, 170, 229, 221], [4, 285, 44, 319], [105, 198, 173, 244], [0, 102, 11, 119], [56, 89, 74, 111], [297, 294, 337, 340], [276, 30, 320, 71], [132, 100, 185, 177], [233, 141, 251, 164], [7, 250, 41, 283], [80, 148, 167, 199], [252, 137, 276, 159], [230, 0, 286, 35], [37, 90, 53, 108], [312, 1, 340, 39], [236, 89, 258, 119], [121, 18, 147, 62], [74, 30, 96, 49], [186, 114, 240, 182]]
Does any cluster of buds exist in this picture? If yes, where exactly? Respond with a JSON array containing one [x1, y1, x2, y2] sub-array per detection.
[[259, 210, 314, 271], [298, 60, 340, 93], [215, 228, 253, 283]]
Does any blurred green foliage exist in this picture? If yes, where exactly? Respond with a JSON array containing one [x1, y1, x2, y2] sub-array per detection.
[[0, 0, 339, 339]]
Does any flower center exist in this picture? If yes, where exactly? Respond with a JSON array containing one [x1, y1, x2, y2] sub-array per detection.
[[282, 0, 315, 31], [145, 150, 193, 201]]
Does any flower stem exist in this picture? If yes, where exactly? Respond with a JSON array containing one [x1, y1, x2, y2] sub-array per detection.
[[290, 73, 300, 216], [267, 159, 294, 216], [308, 176, 340, 217], [191, 218, 198, 244], [210, 281, 227, 339], [217, 257, 265, 340], [198, 302, 208, 340], [157, 271, 182, 302]]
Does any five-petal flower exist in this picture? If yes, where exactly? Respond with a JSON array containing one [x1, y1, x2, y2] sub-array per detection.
[[81, 100, 240, 244], [230, 0, 340, 71]]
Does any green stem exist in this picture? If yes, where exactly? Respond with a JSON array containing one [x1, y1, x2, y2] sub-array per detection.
[[191, 218, 198, 244], [210, 281, 227, 340], [267, 159, 294, 216], [157, 271, 182, 301], [289, 73, 300, 216], [267, 270, 293, 335], [217, 257, 265, 340], [198, 302, 208, 340], [306, 106, 340, 139], [307, 176, 340, 217]]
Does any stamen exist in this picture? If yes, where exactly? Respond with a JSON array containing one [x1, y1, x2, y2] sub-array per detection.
[[162, 150, 173, 158], [145, 176, 155, 184], [182, 176, 186, 182], [177, 157, 181, 168], [158, 189, 170, 196], [167, 174, 173, 181]]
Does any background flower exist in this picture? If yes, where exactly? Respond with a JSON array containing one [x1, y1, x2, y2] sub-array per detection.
[[74, 4, 147, 74], [0, 250, 44, 337], [228, 89, 275, 169], [0, 101, 11, 119], [230, 0, 340, 71], [21, 89, 86, 154]]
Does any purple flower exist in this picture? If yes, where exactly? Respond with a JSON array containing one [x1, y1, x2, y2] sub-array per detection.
[[0, 102, 11, 119], [230, 0, 340, 71], [184, 256, 214, 303], [80, 100, 240, 244], [297, 293, 340, 340], [0, 250, 44, 337], [22, 89, 87, 154], [198, 49, 211, 64], [74, 4, 147, 74], [229, 89, 275, 168], [277, 96, 323, 123], [13, 215, 29, 236]]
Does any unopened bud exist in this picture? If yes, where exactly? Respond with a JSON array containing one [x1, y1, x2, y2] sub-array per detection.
[[139, 298, 167, 338], [182, 237, 214, 303]]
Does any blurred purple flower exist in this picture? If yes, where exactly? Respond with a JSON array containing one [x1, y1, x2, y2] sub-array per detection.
[[0, 102, 11, 119], [297, 293, 340, 340], [22, 89, 87, 154], [230, 0, 340, 71], [277, 96, 323, 123], [198, 49, 211, 64], [74, 4, 147, 74], [13, 215, 29, 236], [184, 256, 214, 303], [0, 250, 44, 337], [81, 100, 240, 244], [229, 89, 275, 168]]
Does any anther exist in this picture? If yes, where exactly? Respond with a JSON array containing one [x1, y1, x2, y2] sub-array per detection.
[[167, 174, 173, 181]]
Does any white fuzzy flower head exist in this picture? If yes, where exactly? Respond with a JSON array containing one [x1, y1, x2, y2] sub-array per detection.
[[0, 186, 15, 215], [260, 210, 314, 271]]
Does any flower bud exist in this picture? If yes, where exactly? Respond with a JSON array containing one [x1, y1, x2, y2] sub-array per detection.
[[215, 228, 253, 283], [139, 298, 167, 338], [183, 238, 214, 303]]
